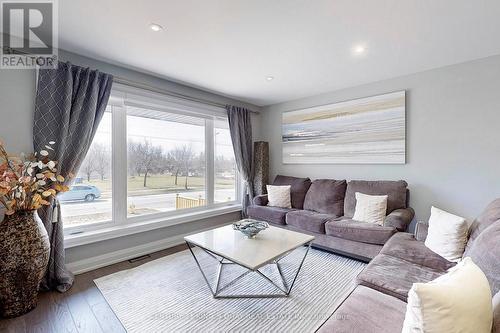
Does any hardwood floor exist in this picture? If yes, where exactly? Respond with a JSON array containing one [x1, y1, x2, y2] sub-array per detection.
[[0, 244, 188, 333]]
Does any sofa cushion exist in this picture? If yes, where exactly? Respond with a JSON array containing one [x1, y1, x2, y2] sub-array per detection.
[[344, 180, 408, 218], [285, 210, 333, 234], [381, 233, 456, 271], [272, 175, 312, 209], [317, 286, 406, 333], [357, 254, 443, 301], [303, 179, 346, 216], [465, 220, 500, 295], [464, 198, 500, 255], [246, 205, 295, 225], [325, 219, 397, 245]]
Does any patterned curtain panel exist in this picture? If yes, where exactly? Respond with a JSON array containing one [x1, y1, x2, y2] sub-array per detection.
[[33, 62, 113, 292], [226, 105, 254, 216]]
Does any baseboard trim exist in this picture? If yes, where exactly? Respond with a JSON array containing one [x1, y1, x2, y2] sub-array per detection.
[[66, 223, 228, 274]]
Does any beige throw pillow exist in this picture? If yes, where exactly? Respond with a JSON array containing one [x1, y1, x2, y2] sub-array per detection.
[[352, 192, 388, 225], [266, 185, 291, 208], [402, 257, 493, 333], [425, 206, 468, 262]]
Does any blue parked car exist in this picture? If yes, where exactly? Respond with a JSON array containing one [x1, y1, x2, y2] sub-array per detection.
[[58, 185, 101, 202]]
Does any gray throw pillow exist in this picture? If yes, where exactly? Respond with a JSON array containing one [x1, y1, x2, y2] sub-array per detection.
[[303, 179, 347, 217]]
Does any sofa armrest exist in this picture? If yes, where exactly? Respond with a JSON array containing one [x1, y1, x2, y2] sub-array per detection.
[[253, 194, 268, 206], [414, 221, 429, 242], [384, 207, 415, 232]]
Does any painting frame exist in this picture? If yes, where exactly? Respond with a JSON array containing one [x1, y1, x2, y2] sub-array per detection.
[[281, 90, 406, 164]]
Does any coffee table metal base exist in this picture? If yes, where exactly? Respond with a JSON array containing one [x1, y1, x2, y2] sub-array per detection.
[[186, 240, 313, 299]]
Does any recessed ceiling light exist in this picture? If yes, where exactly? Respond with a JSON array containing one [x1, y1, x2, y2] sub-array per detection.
[[266, 76, 274, 81], [353, 44, 367, 55], [150, 23, 163, 32]]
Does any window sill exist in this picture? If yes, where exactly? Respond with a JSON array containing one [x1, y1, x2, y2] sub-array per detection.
[[64, 204, 242, 248]]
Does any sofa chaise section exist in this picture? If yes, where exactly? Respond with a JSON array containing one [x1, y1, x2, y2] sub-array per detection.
[[320, 198, 500, 332], [356, 252, 444, 301], [380, 232, 456, 271]]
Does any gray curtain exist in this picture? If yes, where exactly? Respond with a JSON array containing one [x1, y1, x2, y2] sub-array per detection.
[[33, 61, 113, 292], [226, 105, 254, 216]]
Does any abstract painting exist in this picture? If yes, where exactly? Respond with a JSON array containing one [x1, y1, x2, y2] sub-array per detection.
[[282, 91, 406, 164]]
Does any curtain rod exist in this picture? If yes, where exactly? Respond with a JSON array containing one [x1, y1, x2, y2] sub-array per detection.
[[3, 46, 259, 114]]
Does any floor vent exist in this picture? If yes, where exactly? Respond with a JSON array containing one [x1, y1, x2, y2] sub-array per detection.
[[128, 254, 151, 263]]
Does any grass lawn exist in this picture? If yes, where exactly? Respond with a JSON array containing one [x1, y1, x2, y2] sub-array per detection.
[[79, 175, 235, 195]]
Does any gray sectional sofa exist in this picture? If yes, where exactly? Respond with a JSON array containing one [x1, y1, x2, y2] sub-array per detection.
[[247, 175, 415, 261], [318, 198, 500, 333]]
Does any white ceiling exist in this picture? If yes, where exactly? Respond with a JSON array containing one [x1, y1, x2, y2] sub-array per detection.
[[50, 1, 500, 105]]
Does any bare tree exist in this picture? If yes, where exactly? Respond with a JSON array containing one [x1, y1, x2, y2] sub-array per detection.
[[93, 143, 110, 181], [215, 155, 235, 174], [182, 146, 194, 190], [128, 141, 163, 187], [169, 145, 194, 188], [156, 153, 171, 175], [169, 147, 185, 186], [80, 152, 96, 182], [128, 142, 143, 177], [193, 152, 205, 177]]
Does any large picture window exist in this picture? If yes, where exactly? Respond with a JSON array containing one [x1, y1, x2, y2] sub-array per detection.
[[62, 85, 240, 232]]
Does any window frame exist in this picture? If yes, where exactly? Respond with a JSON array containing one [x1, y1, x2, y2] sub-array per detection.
[[63, 84, 241, 237]]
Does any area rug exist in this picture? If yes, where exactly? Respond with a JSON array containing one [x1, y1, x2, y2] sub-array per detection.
[[94, 247, 366, 333]]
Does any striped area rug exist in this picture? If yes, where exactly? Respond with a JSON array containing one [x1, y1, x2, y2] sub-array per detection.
[[94, 247, 366, 333]]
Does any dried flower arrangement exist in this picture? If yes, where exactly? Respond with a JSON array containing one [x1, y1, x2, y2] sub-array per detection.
[[0, 140, 71, 215]]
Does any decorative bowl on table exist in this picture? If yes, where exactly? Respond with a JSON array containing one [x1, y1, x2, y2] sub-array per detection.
[[232, 219, 269, 238]]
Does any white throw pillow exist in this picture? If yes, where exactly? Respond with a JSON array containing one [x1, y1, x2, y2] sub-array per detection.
[[266, 185, 291, 208], [424, 206, 468, 262], [402, 257, 493, 333], [352, 192, 388, 225]]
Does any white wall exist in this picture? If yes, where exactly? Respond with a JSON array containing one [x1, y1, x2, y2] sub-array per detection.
[[258, 55, 500, 224], [0, 49, 260, 272], [0, 69, 36, 153]]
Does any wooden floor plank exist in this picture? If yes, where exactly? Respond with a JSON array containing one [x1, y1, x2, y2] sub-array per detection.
[[23, 289, 59, 333], [48, 292, 78, 333], [63, 278, 104, 333], [0, 316, 26, 333], [90, 301, 126, 333], [87, 269, 126, 333]]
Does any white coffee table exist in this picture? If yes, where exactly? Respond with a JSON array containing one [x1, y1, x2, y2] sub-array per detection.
[[184, 223, 315, 299]]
